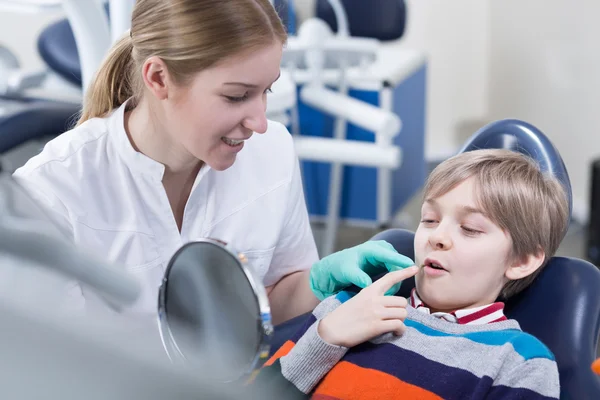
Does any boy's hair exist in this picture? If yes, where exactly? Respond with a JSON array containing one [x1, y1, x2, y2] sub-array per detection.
[[424, 149, 569, 299]]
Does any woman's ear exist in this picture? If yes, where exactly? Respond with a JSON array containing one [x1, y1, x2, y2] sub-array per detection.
[[141, 56, 171, 100], [505, 248, 545, 281]]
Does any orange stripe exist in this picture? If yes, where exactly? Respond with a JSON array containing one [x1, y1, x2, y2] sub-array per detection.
[[264, 340, 295, 367], [593, 358, 600, 375], [313, 361, 443, 400]]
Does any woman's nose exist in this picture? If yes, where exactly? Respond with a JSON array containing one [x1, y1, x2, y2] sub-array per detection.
[[242, 96, 268, 134]]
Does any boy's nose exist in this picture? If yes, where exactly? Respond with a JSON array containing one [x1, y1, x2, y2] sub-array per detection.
[[429, 229, 452, 250]]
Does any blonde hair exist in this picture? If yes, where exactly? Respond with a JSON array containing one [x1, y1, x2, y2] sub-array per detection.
[[77, 0, 287, 125], [424, 149, 570, 299]]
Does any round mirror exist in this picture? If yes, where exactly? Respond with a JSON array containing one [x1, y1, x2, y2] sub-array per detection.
[[158, 239, 272, 382]]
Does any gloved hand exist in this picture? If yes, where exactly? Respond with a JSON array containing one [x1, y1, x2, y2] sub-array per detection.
[[310, 240, 416, 301]]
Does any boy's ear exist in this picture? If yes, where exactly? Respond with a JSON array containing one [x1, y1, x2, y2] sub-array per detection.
[[505, 248, 545, 281]]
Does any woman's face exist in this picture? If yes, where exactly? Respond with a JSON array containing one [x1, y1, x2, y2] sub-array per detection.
[[164, 42, 283, 171]]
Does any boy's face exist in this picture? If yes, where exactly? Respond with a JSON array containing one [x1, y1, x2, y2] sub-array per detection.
[[414, 177, 512, 313]]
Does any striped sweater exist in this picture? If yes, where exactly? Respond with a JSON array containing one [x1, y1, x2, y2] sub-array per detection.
[[260, 291, 559, 399]]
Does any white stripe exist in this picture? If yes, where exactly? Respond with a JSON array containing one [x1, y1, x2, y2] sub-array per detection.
[[454, 303, 490, 319], [465, 309, 505, 325]]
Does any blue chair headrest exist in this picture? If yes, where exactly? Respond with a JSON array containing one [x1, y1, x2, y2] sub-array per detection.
[[37, 19, 82, 87], [316, 0, 407, 41], [36, 3, 110, 87], [459, 119, 573, 219], [0, 100, 80, 154]]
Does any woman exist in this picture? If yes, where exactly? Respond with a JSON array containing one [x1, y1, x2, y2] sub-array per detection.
[[13, 0, 413, 325], [13, 0, 319, 324]]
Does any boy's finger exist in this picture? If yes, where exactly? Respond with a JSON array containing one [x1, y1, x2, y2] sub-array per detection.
[[369, 266, 419, 295]]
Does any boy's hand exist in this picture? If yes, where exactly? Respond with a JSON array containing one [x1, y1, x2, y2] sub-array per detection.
[[317, 266, 419, 348]]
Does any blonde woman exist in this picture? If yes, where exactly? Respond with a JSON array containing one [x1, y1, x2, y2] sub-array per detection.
[[13, 0, 413, 326], [12, 0, 321, 324]]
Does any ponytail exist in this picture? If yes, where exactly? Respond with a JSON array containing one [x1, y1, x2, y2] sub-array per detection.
[[77, 34, 137, 126]]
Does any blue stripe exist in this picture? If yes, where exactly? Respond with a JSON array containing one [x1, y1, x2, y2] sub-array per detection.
[[335, 291, 355, 304], [485, 382, 557, 400], [289, 314, 317, 343], [343, 342, 488, 400], [405, 319, 554, 361]]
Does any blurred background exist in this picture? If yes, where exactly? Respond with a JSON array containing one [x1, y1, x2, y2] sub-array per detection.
[[293, 0, 594, 260], [1, 0, 597, 260], [0, 0, 598, 398]]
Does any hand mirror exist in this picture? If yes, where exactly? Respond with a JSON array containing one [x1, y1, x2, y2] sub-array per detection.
[[158, 239, 273, 383]]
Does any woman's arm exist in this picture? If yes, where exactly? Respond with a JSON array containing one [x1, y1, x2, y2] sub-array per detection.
[[266, 269, 319, 325]]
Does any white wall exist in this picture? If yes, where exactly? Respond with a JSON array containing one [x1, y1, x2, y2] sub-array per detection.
[[489, 0, 600, 222], [398, 0, 491, 160], [0, 10, 64, 70]]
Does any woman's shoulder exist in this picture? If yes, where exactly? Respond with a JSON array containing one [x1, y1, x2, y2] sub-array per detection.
[[14, 116, 112, 177]]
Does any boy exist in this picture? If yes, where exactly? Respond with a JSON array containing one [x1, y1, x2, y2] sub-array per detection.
[[260, 149, 568, 399]]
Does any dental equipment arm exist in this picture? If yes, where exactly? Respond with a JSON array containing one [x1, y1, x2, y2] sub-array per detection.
[[300, 84, 401, 138], [0, 221, 140, 310], [62, 0, 111, 93], [325, 0, 349, 37]]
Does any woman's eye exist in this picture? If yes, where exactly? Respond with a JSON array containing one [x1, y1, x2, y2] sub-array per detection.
[[420, 219, 437, 224], [225, 93, 249, 103]]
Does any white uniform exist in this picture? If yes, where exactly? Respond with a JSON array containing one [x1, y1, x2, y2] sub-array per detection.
[[12, 101, 319, 319]]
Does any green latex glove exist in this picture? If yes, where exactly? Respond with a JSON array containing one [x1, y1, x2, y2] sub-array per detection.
[[309, 240, 416, 301]]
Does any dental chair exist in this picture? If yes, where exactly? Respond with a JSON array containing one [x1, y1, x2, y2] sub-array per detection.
[[272, 119, 600, 400], [0, 17, 80, 171], [316, 0, 406, 40], [0, 0, 129, 172]]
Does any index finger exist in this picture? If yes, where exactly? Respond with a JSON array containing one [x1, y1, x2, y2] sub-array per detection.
[[368, 266, 419, 295]]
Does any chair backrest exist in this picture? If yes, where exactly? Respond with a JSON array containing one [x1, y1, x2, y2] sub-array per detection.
[[460, 119, 573, 218], [315, 0, 407, 41], [37, 19, 82, 86], [36, 3, 111, 87]]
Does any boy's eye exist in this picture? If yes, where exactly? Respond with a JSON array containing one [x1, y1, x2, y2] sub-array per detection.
[[461, 226, 481, 235], [420, 219, 437, 224]]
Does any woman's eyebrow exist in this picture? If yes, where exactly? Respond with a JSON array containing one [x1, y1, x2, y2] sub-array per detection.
[[223, 72, 281, 88]]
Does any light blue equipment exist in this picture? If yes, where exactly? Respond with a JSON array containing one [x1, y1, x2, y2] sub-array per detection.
[[0, 0, 134, 171], [267, 0, 426, 256], [276, 0, 427, 256]]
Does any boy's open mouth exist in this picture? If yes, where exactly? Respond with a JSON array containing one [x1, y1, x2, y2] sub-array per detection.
[[422, 258, 448, 271]]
